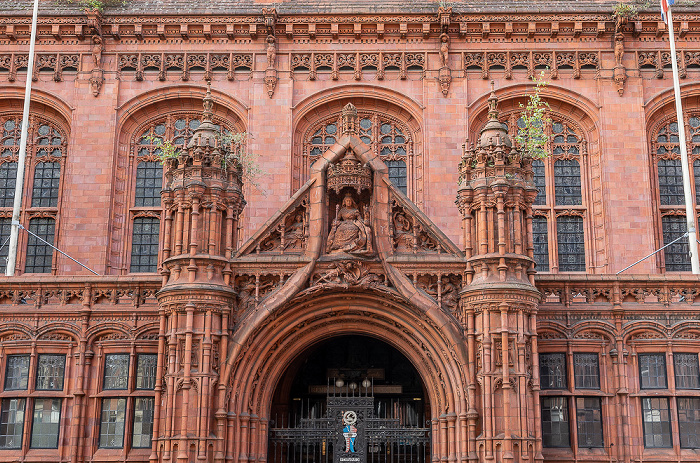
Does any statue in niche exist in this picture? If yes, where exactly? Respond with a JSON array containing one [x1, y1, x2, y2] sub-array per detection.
[[439, 33, 449, 68], [91, 35, 103, 69], [326, 193, 373, 256]]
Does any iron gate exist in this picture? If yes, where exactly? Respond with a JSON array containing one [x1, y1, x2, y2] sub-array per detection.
[[269, 388, 431, 463]]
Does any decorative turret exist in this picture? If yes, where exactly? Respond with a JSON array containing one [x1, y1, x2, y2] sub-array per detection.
[[456, 84, 543, 463], [155, 83, 245, 463]]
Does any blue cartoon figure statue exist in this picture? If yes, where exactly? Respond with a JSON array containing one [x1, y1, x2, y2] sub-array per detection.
[[342, 411, 358, 453]]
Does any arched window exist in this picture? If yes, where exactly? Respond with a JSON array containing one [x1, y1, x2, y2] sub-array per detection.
[[294, 104, 422, 204], [0, 114, 67, 274], [125, 113, 237, 273], [501, 113, 589, 272], [650, 113, 700, 271]]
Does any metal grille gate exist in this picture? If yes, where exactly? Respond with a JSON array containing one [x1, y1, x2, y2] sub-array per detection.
[[269, 389, 431, 463]]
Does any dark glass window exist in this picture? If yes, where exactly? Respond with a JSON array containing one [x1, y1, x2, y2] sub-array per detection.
[[694, 159, 700, 205], [25, 217, 55, 273], [541, 396, 570, 448], [556, 215, 585, 272], [130, 217, 159, 273], [99, 398, 126, 448], [4, 355, 29, 390], [573, 353, 600, 389], [132, 397, 155, 448], [658, 158, 684, 205], [30, 398, 61, 448], [103, 354, 129, 390], [540, 353, 567, 390], [576, 397, 604, 448], [135, 161, 162, 207], [662, 215, 690, 271], [36, 354, 65, 390], [0, 218, 9, 274], [678, 397, 700, 448], [0, 398, 25, 449], [0, 162, 16, 207], [640, 354, 667, 389], [136, 354, 157, 390], [386, 160, 407, 195], [675, 353, 700, 389], [532, 159, 546, 206], [553, 159, 582, 206], [31, 161, 60, 207], [642, 397, 672, 448], [532, 216, 549, 272]]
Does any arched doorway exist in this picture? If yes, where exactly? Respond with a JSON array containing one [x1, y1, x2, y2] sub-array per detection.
[[268, 335, 431, 463]]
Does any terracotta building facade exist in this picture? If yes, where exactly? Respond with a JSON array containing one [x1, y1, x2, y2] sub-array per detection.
[[1, 1, 700, 462]]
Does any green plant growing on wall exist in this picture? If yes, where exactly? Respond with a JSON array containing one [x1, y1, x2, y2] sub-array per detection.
[[515, 71, 551, 160], [60, 0, 126, 12], [220, 132, 264, 194], [146, 135, 180, 162], [612, 2, 639, 19]]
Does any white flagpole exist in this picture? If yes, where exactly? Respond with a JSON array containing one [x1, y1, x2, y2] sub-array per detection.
[[5, 0, 39, 276], [667, 8, 700, 274]]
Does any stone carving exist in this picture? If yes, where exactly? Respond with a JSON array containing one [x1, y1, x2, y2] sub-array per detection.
[[256, 204, 308, 253], [266, 35, 276, 69], [308, 261, 389, 293], [414, 274, 460, 312], [613, 33, 626, 96], [326, 193, 373, 256], [235, 275, 281, 313], [391, 203, 440, 253]]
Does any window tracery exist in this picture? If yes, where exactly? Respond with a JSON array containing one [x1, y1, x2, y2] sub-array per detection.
[[650, 113, 700, 271], [0, 114, 67, 274], [298, 110, 417, 198]]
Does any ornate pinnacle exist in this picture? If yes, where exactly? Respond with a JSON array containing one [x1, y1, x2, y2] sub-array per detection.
[[342, 102, 358, 135], [202, 80, 214, 123], [487, 80, 499, 121]]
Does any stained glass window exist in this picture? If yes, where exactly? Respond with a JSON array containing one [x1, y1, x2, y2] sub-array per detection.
[[99, 398, 126, 448], [573, 353, 600, 389], [678, 397, 700, 448], [136, 354, 157, 390], [4, 355, 29, 390], [36, 354, 66, 390], [542, 397, 570, 448], [540, 353, 567, 389], [132, 397, 155, 448], [576, 397, 603, 448], [674, 353, 700, 389], [25, 217, 55, 273], [532, 215, 549, 272], [640, 354, 667, 389], [556, 215, 585, 272], [103, 354, 130, 390], [0, 398, 25, 449], [642, 397, 672, 448], [135, 161, 163, 207], [662, 215, 690, 271]]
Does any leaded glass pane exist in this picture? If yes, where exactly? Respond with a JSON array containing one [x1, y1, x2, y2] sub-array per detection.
[[694, 159, 700, 205], [573, 353, 600, 389], [103, 354, 129, 390], [0, 398, 25, 449], [642, 397, 672, 448], [556, 215, 585, 272], [132, 397, 155, 448], [658, 158, 685, 205], [31, 161, 60, 207], [4, 355, 29, 390], [99, 398, 126, 448], [662, 215, 690, 271], [541, 397, 570, 448], [554, 159, 581, 206], [674, 353, 700, 389], [136, 354, 157, 390], [640, 354, 667, 389], [533, 159, 546, 205], [130, 217, 160, 273], [0, 162, 16, 207], [678, 397, 700, 448], [0, 218, 10, 274], [540, 353, 566, 389], [36, 354, 66, 390], [386, 160, 407, 194], [25, 217, 55, 273], [135, 161, 163, 207], [576, 397, 603, 448], [30, 398, 61, 448], [532, 216, 549, 272]]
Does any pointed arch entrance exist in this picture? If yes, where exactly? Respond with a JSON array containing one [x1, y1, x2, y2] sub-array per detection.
[[220, 292, 469, 463]]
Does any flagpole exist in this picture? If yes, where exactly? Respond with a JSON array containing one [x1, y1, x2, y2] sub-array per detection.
[[667, 8, 700, 274], [5, 0, 39, 276]]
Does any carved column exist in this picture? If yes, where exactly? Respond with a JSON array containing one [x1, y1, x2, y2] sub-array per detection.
[[155, 83, 245, 463], [456, 87, 541, 463]]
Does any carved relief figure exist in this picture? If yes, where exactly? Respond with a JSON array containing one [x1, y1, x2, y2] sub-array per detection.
[[326, 193, 373, 256], [393, 211, 413, 252], [266, 35, 276, 69], [440, 276, 459, 311], [92, 35, 103, 69], [283, 212, 306, 250], [614, 33, 624, 67], [439, 33, 449, 68]]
